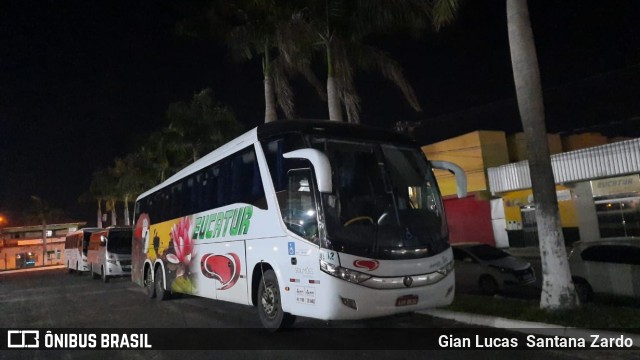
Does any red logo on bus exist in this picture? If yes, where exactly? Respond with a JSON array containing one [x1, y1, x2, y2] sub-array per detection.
[[201, 253, 241, 290], [353, 259, 379, 271]]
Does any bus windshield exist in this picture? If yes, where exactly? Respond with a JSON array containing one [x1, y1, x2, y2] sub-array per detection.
[[107, 231, 132, 254], [310, 138, 448, 260]]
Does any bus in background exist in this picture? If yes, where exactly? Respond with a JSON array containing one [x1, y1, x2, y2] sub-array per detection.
[[132, 121, 466, 330], [64, 228, 100, 274], [87, 227, 133, 282]]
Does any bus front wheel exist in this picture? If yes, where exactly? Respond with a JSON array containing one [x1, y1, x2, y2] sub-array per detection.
[[258, 269, 295, 331]]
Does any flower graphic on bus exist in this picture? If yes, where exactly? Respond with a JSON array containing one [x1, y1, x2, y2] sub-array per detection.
[[166, 216, 195, 276], [200, 253, 241, 290]]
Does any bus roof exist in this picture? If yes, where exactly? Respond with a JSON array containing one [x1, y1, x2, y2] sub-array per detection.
[[136, 120, 412, 201], [257, 120, 412, 144]]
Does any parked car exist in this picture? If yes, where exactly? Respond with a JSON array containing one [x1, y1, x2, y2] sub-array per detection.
[[452, 243, 536, 295], [569, 238, 640, 302]]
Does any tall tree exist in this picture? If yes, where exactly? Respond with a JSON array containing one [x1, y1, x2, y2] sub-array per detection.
[[89, 168, 118, 227], [177, 1, 318, 122], [506, 0, 578, 309], [26, 196, 63, 265], [290, 0, 458, 123], [113, 153, 155, 226], [164, 88, 244, 164]]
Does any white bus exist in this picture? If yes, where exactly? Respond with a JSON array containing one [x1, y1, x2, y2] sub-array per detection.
[[132, 121, 466, 330], [87, 227, 133, 282], [64, 228, 100, 274]]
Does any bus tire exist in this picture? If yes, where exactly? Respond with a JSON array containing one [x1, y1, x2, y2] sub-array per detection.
[[91, 265, 99, 279], [145, 265, 156, 299], [155, 266, 169, 301], [101, 266, 109, 283], [258, 269, 295, 331]]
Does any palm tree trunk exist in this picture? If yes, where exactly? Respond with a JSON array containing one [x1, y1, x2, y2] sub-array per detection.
[[326, 43, 343, 122], [327, 76, 343, 122], [507, 0, 578, 310], [264, 75, 277, 123], [110, 200, 117, 226], [123, 196, 130, 226], [97, 199, 103, 228]]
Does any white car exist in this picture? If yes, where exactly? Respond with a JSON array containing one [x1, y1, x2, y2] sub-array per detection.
[[569, 238, 640, 302], [452, 243, 536, 295]]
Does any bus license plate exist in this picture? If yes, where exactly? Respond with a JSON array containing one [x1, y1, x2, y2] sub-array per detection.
[[395, 295, 418, 307]]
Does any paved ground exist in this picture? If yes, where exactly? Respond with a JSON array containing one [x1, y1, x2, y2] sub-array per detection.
[[0, 268, 637, 359]]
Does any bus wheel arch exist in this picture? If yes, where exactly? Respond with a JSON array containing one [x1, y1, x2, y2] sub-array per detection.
[[254, 265, 296, 331], [251, 262, 274, 307]]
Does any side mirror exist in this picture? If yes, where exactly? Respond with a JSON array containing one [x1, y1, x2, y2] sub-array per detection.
[[283, 149, 332, 193], [430, 160, 467, 198], [100, 236, 107, 247]]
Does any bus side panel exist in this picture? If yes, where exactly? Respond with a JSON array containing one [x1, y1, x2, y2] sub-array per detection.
[[246, 236, 324, 318]]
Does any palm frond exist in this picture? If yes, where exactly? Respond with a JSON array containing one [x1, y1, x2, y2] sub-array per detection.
[[272, 59, 296, 119], [431, 0, 459, 31], [354, 44, 422, 112]]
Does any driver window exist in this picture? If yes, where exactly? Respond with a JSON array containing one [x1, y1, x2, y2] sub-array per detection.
[[281, 168, 319, 244]]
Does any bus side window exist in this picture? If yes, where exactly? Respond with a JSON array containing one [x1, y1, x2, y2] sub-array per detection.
[[281, 168, 319, 244]]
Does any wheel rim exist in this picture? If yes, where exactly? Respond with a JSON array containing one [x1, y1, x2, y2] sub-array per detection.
[[261, 283, 278, 319]]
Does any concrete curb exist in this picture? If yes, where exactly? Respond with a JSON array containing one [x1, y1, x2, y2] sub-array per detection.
[[419, 309, 640, 345], [0, 265, 66, 275]]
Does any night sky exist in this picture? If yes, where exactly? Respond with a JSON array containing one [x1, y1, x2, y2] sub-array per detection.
[[1, 0, 639, 226]]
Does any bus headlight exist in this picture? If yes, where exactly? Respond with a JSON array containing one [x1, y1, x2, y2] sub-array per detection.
[[320, 260, 372, 284]]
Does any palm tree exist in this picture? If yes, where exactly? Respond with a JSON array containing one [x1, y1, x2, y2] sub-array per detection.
[[178, 0, 316, 122], [164, 89, 244, 164], [89, 168, 119, 227], [113, 153, 155, 226], [289, 0, 458, 123], [506, 0, 578, 310], [27, 196, 63, 265]]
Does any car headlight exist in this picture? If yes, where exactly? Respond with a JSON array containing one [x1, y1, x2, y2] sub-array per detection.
[[320, 260, 372, 284]]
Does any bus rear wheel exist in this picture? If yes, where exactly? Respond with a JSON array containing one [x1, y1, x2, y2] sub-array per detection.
[[145, 265, 156, 298], [258, 269, 295, 331], [155, 267, 169, 301]]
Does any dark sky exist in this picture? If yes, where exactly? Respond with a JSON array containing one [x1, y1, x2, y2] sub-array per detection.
[[1, 0, 639, 225]]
